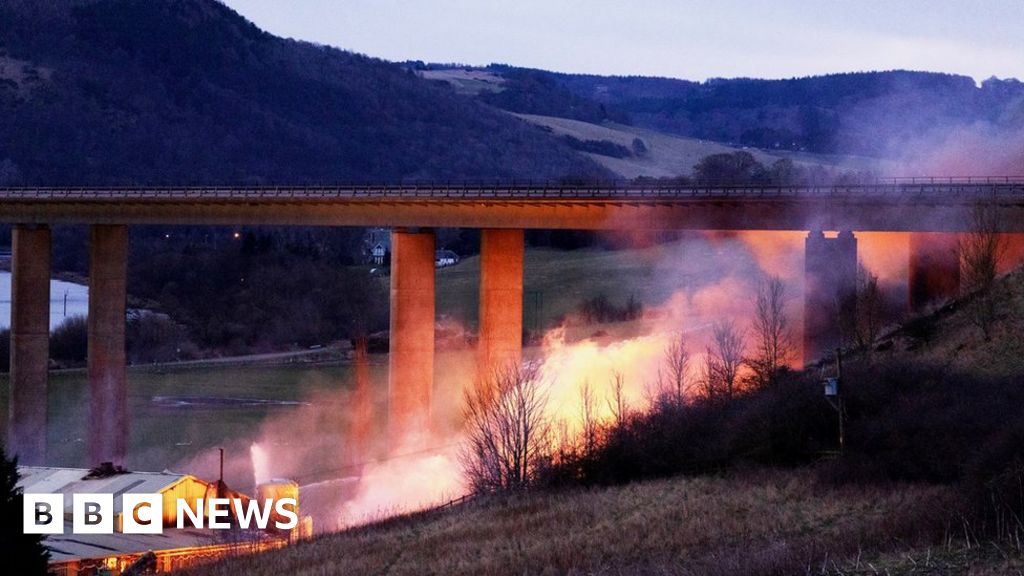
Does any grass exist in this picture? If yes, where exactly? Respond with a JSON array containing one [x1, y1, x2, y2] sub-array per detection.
[[513, 113, 887, 179], [872, 266, 1024, 379], [176, 470, 961, 576], [437, 237, 762, 332]]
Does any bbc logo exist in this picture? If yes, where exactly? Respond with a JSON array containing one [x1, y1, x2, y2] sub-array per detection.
[[24, 493, 163, 535], [24, 493, 298, 534]]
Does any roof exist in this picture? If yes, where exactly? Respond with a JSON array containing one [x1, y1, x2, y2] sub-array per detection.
[[17, 466, 196, 516], [44, 521, 224, 563]]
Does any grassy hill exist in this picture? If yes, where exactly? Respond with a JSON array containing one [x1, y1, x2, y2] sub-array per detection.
[[176, 471, 987, 576], [511, 113, 887, 178]]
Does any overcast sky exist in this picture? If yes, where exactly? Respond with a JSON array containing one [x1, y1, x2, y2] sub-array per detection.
[[220, 1, 1024, 82]]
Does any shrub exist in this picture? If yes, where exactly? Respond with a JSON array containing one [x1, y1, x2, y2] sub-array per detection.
[[50, 314, 88, 366]]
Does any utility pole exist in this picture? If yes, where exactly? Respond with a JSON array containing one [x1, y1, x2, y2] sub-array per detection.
[[823, 347, 845, 454]]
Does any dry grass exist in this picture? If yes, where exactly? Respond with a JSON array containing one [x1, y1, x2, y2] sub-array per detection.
[[177, 470, 957, 576], [875, 267, 1024, 379]]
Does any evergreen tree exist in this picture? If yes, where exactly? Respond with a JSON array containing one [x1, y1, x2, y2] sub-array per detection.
[[0, 447, 50, 575]]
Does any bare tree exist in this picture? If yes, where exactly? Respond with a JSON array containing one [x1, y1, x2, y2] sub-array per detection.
[[578, 380, 599, 457], [746, 276, 794, 388], [606, 371, 629, 427], [699, 321, 745, 402], [958, 203, 1007, 340], [959, 203, 1007, 294], [852, 264, 885, 351], [660, 332, 691, 405], [461, 363, 551, 493]]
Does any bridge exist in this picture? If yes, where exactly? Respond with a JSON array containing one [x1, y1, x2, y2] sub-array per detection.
[[2, 179, 1022, 468], [0, 179, 1023, 230]]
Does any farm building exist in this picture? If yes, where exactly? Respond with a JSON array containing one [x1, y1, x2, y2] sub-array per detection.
[[17, 466, 308, 575]]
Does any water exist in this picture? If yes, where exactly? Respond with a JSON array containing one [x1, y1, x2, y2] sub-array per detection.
[[0, 271, 89, 330]]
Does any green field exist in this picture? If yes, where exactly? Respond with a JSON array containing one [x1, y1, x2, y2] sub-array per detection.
[[437, 238, 764, 333]]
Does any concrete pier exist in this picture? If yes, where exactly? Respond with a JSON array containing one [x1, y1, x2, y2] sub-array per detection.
[[388, 228, 435, 451], [909, 232, 960, 311], [477, 229, 524, 386], [8, 225, 51, 465], [804, 230, 857, 364], [88, 225, 129, 466]]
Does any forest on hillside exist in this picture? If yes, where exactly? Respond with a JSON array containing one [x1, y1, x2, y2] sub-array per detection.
[[439, 64, 1024, 156], [0, 0, 606, 186]]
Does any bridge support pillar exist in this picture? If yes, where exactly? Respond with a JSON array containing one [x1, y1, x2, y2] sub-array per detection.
[[8, 225, 51, 466], [804, 230, 857, 365], [388, 228, 435, 451], [478, 229, 524, 387], [88, 225, 129, 467], [909, 232, 960, 311]]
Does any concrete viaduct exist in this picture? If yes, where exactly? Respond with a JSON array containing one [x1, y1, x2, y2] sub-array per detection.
[[2, 179, 1023, 466]]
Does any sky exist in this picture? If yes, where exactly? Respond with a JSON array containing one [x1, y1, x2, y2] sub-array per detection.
[[220, 0, 1024, 82]]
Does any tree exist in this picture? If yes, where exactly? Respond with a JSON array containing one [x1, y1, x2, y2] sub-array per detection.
[[699, 321, 745, 402], [848, 264, 885, 351], [578, 380, 600, 457], [958, 203, 1006, 294], [461, 363, 551, 493], [692, 151, 768, 184], [1, 447, 50, 575], [958, 203, 1007, 340], [606, 371, 630, 428], [659, 332, 691, 406], [746, 276, 795, 388]]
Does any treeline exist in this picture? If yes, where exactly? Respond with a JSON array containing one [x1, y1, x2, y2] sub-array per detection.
[[450, 65, 1024, 156]]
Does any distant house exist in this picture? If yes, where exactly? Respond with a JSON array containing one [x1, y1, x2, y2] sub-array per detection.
[[435, 249, 460, 268], [364, 228, 390, 265], [370, 242, 388, 265]]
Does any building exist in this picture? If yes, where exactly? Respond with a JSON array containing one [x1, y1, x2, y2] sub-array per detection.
[[364, 228, 390, 265], [17, 467, 307, 575]]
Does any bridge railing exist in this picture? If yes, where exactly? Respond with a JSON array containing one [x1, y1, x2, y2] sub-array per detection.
[[0, 177, 1022, 200]]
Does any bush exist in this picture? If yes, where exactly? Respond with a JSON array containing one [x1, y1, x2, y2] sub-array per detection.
[[50, 315, 88, 366]]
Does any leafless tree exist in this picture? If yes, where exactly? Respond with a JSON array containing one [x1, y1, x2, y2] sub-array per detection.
[[746, 276, 794, 388], [958, 203, 1007, 340], [606, 371, 629, 427], [579, 380, 599, 457], [959, 203, 1007, 294], [699, 321, 745, 402], [660, 332, 691, 405], [852, 264, 885, 351], [461, 363, 551, 493]]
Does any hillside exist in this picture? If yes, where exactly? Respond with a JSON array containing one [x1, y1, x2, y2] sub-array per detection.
[[422, 64, 1024, 164], [172, 470, 1024, 576], [0, 0, 607, 185]]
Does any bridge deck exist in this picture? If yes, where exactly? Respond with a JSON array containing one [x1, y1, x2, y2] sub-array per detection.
[[1, 180, 1023, 231]]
